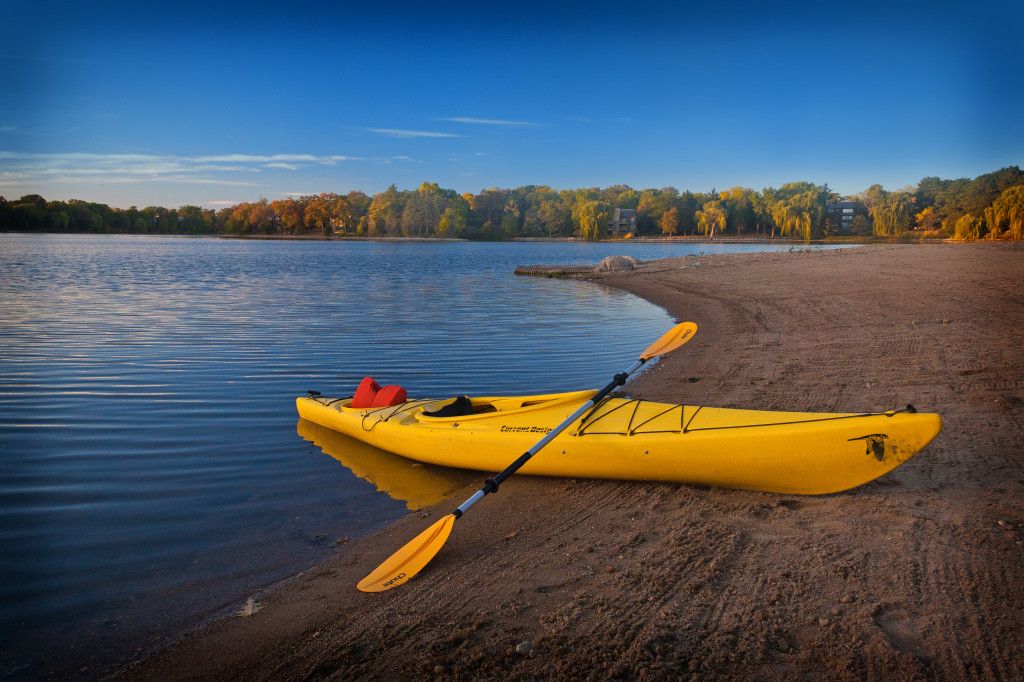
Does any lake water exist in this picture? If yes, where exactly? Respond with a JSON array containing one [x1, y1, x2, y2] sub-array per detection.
[[0, 235, 847, 677]]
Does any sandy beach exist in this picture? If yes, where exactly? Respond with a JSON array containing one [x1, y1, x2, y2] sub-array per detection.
[[116, 243, 1023, 680]]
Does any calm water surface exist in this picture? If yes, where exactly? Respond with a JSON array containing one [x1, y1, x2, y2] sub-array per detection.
[[0, 235, 846, 676]]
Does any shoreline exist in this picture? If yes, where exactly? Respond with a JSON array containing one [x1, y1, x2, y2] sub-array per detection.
[[110, 243, 1024, 680], [3, 230, 959, 245]]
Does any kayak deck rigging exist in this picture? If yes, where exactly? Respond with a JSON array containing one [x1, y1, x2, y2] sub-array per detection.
[[580, 398, 919, 436]]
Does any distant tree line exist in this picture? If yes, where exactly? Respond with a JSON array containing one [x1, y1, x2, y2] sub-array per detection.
[[2, 166, 1022, 241]]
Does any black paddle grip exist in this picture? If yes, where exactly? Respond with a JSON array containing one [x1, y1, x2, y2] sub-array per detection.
[[492, 453, 532, 487], [591, 367, 638, 404]]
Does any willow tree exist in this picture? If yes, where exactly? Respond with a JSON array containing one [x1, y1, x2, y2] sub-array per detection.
[[791, 190, 824, 241], [860, 185, 913, 237], [984, 206, 1000, 239], [695, 201, 727, 238], [954, 213, 983, 240], [873, 194, 913, 237], [988, 185, 1024, 239], [573, 200, 611, 241], [772, 198, 808, 240], [770, 200, 792, 239], [767, 191, 821, 241]]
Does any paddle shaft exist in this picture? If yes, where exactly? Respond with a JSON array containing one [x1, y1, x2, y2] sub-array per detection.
[[453, 358, 646, 517], [356, 322, 696, 592]]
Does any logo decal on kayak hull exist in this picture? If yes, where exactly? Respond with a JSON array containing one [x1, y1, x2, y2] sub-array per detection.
[[500, 426, 553, 434]]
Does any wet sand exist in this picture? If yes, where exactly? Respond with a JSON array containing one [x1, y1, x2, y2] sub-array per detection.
[[117, 243, 1024, 680]]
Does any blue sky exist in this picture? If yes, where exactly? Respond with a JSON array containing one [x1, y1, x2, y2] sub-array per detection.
[[1, 0, 1021, 209]]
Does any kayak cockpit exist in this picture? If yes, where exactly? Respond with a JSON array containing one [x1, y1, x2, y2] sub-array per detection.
[[415, 390, 597, 422], [315, 390, 598, 422]]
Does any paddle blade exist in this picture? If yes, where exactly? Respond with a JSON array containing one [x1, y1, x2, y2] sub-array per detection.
[[640, 321, 698, 360], [357, 514, 457, 592]]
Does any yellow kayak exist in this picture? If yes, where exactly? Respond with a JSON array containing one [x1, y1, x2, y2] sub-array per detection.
[[296, 390, 942, 495]]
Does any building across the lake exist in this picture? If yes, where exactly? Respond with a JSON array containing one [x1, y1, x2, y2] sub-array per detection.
[[826, 201, 860, 233], [608, 208, 636, 237]]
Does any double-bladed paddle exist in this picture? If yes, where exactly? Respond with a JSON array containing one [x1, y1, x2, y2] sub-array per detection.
[[357, 321, 698, 592]]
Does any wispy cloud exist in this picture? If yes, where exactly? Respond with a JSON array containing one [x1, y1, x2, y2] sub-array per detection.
[[438, 117, 540, 127], [0, 151, 365, 167], [0, 150, 402, 190], [194, 153, 363, 164], [366, 128, 459, 139], [115, 177, 256, 186]]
